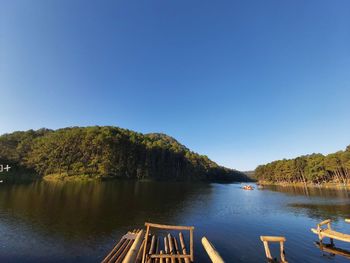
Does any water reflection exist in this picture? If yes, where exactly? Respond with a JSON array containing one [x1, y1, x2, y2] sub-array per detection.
[[1, 181, 350, 262], [0, 181, 213, 239]]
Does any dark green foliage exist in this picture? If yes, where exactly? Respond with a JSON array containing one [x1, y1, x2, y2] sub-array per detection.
[[255, 146, 350, 184], [0, 126, 248, 182]]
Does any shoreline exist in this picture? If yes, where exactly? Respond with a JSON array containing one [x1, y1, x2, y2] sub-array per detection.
[[258, 181, 350, 189]]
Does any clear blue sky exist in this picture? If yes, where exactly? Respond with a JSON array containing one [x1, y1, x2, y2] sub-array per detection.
[[1, 0, 349, 170]]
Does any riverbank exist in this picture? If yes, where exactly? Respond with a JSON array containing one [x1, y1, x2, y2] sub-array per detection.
[[258, 180, 350, 189], [43, 173, 100, 182]]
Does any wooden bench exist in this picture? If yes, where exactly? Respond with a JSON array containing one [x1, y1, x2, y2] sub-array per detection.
[[311, 219, 350, 245], [260, 236, 288, 263]]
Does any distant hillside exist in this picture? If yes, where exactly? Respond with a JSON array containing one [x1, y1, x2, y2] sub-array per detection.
[[255, 146, 350, 185], [0, 126, 249, 183], [243, 171, 256, 181]]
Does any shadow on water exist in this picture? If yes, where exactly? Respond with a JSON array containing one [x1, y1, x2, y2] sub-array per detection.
[[288, 203, 350, 221], [262, 184, 350, 199], [0, 181, 213, 238]]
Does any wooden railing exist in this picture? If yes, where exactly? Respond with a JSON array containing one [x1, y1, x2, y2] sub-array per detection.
[[141, 222, 194, 263], [260, 236, 288, 263]]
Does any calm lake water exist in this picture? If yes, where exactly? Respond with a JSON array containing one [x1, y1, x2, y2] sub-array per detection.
[[0, 180, 350, 262]]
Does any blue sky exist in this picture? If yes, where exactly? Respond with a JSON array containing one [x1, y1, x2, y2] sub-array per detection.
[[1, 0, 349, 170]]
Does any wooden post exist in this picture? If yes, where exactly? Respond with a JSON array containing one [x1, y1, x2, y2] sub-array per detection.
[[262, 241, 272, 260], [280, 241, 286, 262], [190, 228, 194, 262], [260, 236, 287, 263]]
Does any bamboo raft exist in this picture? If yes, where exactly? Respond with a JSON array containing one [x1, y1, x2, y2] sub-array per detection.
[[311, 219, 350, 244], [102, 222, 225, 263], [102, 222, 292, 263]]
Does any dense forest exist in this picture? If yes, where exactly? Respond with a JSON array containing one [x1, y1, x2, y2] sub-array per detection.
[[0, 126, 248, 183], [255, 146, 350, 185]]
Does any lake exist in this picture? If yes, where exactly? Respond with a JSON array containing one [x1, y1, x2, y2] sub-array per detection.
[[0, 180, 350, 262]]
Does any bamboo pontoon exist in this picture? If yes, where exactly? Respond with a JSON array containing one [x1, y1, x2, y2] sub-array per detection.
[[311, 219, 350, 245], [102, 223, 196, 263]]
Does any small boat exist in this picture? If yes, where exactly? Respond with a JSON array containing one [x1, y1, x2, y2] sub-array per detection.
[[242, 185, 254, 190]]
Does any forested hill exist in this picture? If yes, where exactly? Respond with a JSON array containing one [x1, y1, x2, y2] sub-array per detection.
[[0, 126, 249, 183], [255, 146, 350, 185]]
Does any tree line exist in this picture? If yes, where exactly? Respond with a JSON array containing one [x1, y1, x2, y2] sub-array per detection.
[[255, 146, 350, 184], [0, 126, 248, 182]]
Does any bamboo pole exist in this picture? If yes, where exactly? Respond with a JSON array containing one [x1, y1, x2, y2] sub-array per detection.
[[164, 236, 170, 263], [155, 237, 160, 263], [173, 236, 182, 263], [142, 226, 151, 263], [136, 240, 146, 263], [179, 233, 190, 263], [115, 240, 134, 263], [145, 223, 194, 231], [167, 234, 176, 263], [190, 229, 194, 262], [201, 237, 225, 263], [122, 230, 144, 263], [160, 250, 164, 263], [102, 238, 127, 263]]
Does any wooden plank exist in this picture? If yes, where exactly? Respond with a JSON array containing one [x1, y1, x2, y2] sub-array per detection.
[[318, 219, 332, 227], [145, 223, 194, 231], [201, 237, 225, 263], [260, 236, 286, 242]]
